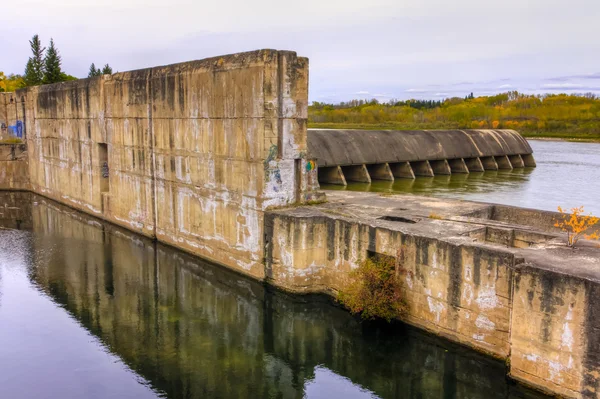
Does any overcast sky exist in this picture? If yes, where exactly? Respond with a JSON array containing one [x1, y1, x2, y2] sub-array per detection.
[[2, 0, 599, 103]]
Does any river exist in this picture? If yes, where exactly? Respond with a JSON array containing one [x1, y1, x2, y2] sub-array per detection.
[[0, 193, 547, 399], [321, 140, 600, 215]]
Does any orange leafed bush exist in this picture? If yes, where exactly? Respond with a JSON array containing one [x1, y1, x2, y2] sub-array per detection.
[[554, 206, 599, 247], [337, 252, 407, 321]]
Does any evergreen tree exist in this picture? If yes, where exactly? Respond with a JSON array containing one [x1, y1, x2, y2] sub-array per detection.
[[88, 63, 101, 78], [101, 64, 113, 75], [23, 34, 45, 86], [43, 38, 64, 84]]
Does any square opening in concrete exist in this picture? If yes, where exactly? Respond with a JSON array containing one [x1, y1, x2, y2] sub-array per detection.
[[378, 215, 417, 224]]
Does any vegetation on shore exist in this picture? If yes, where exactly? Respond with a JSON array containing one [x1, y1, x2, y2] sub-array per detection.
[[309, 92, 600, 141]]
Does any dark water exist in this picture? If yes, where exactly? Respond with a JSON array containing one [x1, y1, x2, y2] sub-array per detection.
[[0, 193, 548, 399], [322, 140, 600, 215]]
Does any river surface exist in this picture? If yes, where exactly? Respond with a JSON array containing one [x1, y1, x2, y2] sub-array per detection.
[[322, 140, 600, 215], [0, 193, 547, 399]]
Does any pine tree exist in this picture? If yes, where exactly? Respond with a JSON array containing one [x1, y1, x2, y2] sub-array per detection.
[[24, 59, 36, 85], [88, 63, 100, 78], [101, 64, 113, 75], [24, 34, 45, 86], [43, 38, 64, 84]]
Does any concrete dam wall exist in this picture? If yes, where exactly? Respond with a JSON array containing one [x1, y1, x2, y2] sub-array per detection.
[[308, 129, 536, 185], [1, 49, 599, 398], [1, 49, 322, 279]]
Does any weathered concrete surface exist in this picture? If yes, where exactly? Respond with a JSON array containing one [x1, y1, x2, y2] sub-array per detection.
[[5, 49, 322, 280], [266, 191, 600, 398], [307, 129, 535, 185], [0, 50, 595, 398], [0, 144, 29, 190], [307, 129, 534, 167]]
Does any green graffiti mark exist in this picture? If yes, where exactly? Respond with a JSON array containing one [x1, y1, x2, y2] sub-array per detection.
[[264, 144, 278, 181]]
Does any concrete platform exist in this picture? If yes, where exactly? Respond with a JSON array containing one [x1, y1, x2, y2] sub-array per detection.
[[266, 190, 600, 398]]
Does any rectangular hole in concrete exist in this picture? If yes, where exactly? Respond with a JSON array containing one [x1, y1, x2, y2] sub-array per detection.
[[378, 215, 417, 224]]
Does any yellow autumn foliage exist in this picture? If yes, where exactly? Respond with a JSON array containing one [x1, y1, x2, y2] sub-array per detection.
[[554, 206, 599, 247]]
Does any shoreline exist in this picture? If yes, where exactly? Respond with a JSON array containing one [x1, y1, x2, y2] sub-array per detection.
[[524, 136, 600, 143]]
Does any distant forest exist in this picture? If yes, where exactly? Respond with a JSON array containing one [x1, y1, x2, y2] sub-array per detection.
[[309, 92, 600, 140]]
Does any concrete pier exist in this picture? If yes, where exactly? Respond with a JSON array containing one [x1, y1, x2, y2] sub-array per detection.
[[495, 155, 514, 170], [480, 156, 499, 170], [430, 159, 452, 175], [448, 158, 470, 174], [390, 161, 415, 179], [342, 164, 371, 183], [411, 160, 435, 177], [318, 166, 346, 185], [366, 163, 394, 181], [464, 157, 485, 172]]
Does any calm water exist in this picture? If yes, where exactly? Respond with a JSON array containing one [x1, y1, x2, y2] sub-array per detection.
[[0, 193, 547, 399], [322, 140, 600, 215]]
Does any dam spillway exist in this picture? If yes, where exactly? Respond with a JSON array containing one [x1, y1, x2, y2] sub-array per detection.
[[307, 129, 536, 185]]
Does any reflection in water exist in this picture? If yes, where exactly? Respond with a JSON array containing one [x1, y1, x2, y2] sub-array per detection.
[[322, 141, 600, 215], [0, 194, 548, 399]]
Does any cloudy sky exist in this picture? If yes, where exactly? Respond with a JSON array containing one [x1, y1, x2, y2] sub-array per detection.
[[2, 0, 599, 103]]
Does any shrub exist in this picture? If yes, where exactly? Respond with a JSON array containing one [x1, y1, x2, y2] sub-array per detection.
[[554, 206, 599, 248], [337, 252, 407, 322]]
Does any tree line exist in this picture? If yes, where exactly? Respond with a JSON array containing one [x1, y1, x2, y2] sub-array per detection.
[[0, 34, 114, 92], [309, 91, 600, 140]]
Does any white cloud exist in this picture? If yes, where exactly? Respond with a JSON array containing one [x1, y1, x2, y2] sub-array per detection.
[[498, 84, 513, 89], [406, 88, 428, 93]]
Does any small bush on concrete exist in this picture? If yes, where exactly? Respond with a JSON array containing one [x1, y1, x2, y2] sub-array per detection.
[[554, 206, 599, 248], [338, 253, 407, 322]]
